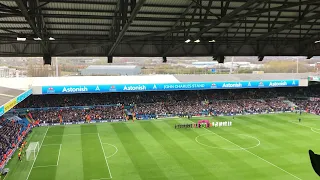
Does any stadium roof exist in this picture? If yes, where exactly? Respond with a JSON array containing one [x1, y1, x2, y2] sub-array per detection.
[[0, 86, 24, 108], [0, 0, 320, 57], [174, 73, 312, 82], [30, 75, 180, 86]]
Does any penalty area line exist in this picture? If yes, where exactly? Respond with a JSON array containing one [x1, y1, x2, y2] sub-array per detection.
[[33, 165, 57, 169], [46, 132, 97, 137], [203, 128, 302, 180], [42, 144, 61, 147]]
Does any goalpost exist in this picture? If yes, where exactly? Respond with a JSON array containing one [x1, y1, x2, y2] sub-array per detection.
[[26, 142, 40, 161]]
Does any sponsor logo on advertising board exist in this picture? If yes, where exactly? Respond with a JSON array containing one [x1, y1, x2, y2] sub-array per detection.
[[62, 86, 88, 93], [123, 85, 147, 91], [222, 82, 242, 88], [269, 81, 287, 87], [47, 87, 55, 93]]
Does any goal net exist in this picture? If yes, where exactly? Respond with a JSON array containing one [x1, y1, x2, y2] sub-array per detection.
[[26, 142, 40, 161]]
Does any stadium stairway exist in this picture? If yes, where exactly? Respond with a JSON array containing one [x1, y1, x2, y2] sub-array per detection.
[[284, 100, 296, 107], [25, 114, 34, 124], [15, 116, 29, 133], [6, 116, 30, 134]]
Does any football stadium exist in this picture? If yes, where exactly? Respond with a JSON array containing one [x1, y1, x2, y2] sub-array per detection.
[[0, 75, 318, 180], [1, 0, 320, 180]]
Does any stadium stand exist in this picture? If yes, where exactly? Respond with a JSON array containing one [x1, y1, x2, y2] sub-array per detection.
[[13, 84, 320, 124]]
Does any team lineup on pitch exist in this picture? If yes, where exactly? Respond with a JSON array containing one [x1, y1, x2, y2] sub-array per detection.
[[2, 113, 319, 180]]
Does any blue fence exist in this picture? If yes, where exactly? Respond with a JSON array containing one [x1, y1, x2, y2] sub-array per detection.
[[41, 80, 299, 94]]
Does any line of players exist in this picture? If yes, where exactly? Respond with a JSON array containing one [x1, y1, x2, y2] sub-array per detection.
[[175, 123, 209, 129], [18, 141, 27, 162]]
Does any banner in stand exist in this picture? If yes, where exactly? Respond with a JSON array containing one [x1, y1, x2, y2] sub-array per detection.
[[41, 80, 300, 94]]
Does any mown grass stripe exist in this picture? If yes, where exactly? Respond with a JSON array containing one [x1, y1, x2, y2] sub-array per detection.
[[55, 125, 83, 180], [98, 124, 143, 180], [140, 121, 219, 180], [111, 123, 168, 180], [81, 125, 111, 180], [128, 122, 192, 179]]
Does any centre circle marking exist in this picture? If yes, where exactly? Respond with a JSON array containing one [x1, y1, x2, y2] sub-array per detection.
[[195, 133, 260, 150]]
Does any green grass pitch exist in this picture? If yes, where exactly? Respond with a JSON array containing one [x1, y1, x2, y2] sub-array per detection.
[[3, 113, 320, 180]]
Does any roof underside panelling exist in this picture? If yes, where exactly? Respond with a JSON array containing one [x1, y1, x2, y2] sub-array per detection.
[[44, 2, 116, 11], [0, 0, 320, 56]]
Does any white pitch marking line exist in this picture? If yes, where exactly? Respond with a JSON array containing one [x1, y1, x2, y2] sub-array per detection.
[[91, 178, 112, 180], [98, 133, 113, 179], [57, 144, 62, 166], [195, 133, 261, 150], [42, 144, 61, 147], [102, 143, 118, 159], [311, 128, 320, 135], [203, 128, 302, 180], [26, 126, 49, 180], [33, 165, 57, 169], [289, 121, 320, 130], [289, 121, 320, 135], [46, 133, 97, 137]]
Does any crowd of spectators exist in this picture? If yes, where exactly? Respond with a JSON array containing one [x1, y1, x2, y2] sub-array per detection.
[[132, 98, 291, 117], [12, 84, 320, 122], [0, 118, 22, 162], [293, 99, 320, 115], [31, 106, 124, 123]]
